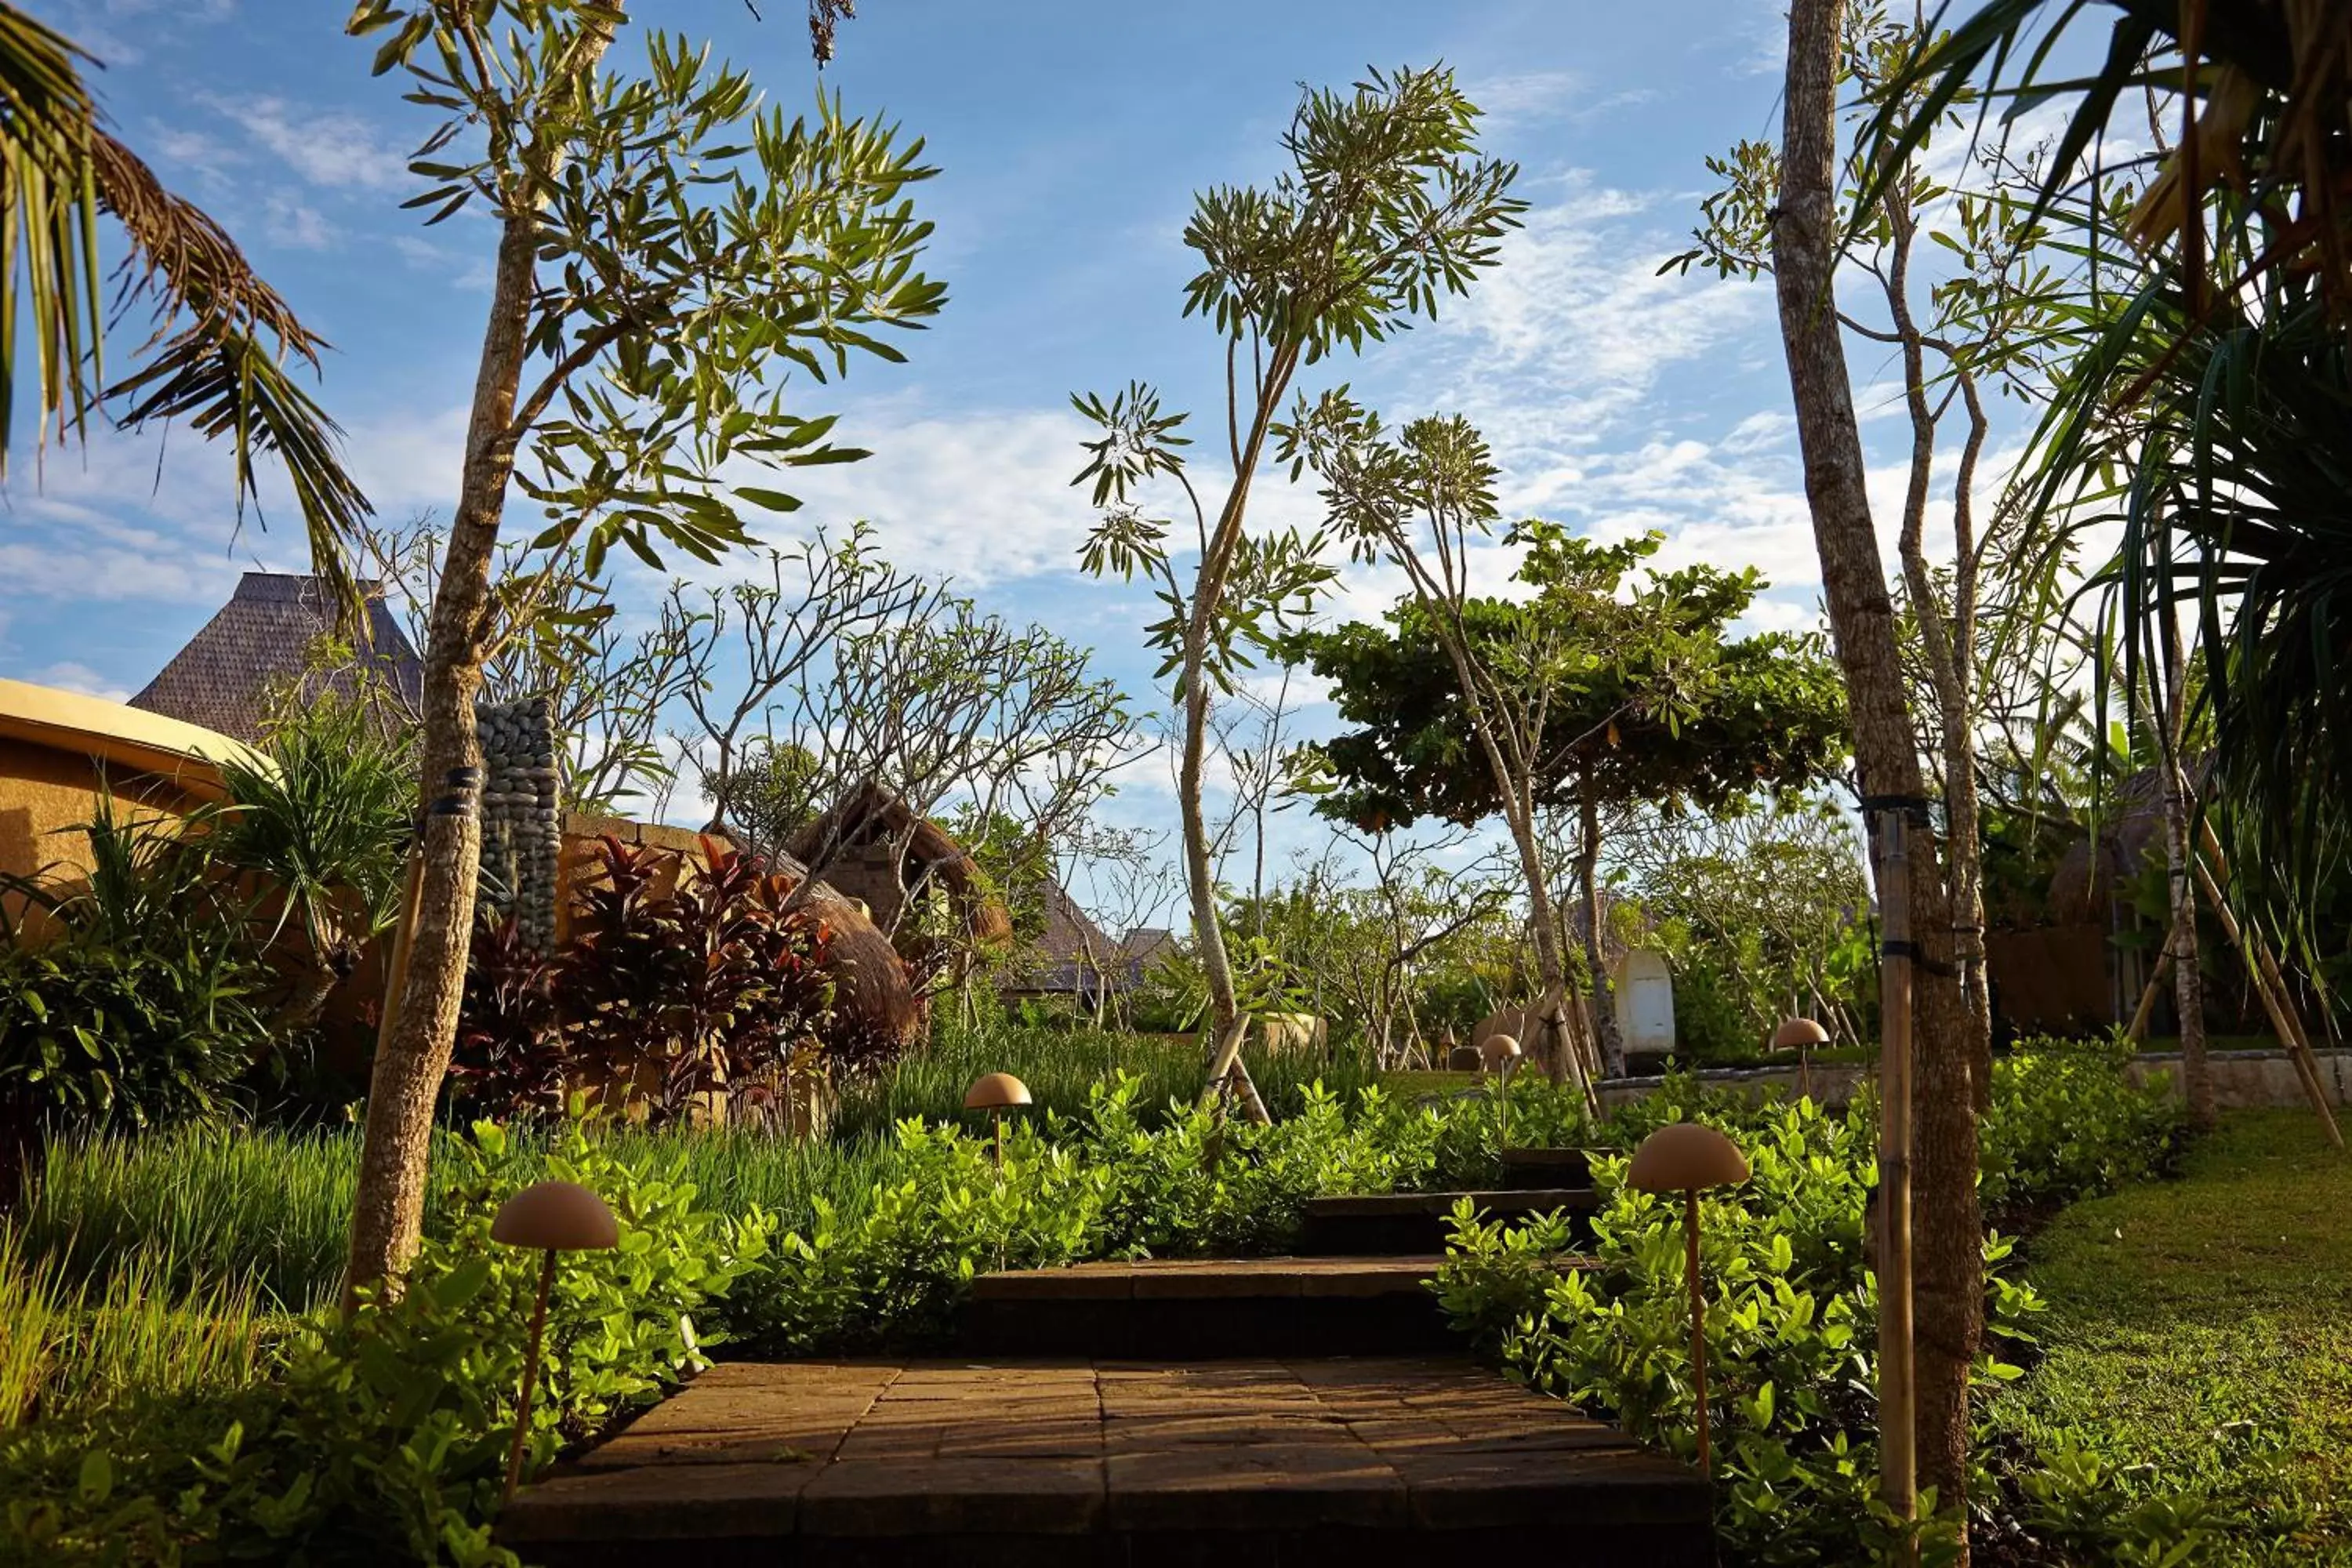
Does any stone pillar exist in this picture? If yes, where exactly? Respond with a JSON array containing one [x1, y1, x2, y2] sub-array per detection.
[[474, 695, 561, 951]]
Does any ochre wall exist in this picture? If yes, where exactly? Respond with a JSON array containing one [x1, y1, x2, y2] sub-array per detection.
[[0, 739, 215, 927]]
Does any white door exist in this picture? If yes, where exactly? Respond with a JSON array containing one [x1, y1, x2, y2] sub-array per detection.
[[1615, 949, 1676, 1052]]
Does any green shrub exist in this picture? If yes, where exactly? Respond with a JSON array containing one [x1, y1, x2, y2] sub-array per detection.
[[1, 1112, 765, 1565], [1669, 956, 1756, 1063], [1980, 1033, 2185, 1218], [0, 804, 277, 1141], [0, 938, 273, 1137], [1432, 1047, 2190, 1565], [832, 1017, 1381, 1139], [739, 1072, 1593, 1354]]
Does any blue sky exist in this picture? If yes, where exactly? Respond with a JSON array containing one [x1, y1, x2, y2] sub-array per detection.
[[7, 0, 1988, 915]]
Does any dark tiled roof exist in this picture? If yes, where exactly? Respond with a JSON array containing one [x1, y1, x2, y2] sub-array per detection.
[[1011, 895, 1181, 996], [129, 573, 422, 744]]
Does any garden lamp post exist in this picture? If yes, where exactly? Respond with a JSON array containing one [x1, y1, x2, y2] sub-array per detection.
[[964, 1072, 1033, 1168], [1772, 1016, 1830, 1101], [1480, 1033, 1523, 1152], [1626, 1123, 1750, 1479], [491, 1180, 619, 1506]]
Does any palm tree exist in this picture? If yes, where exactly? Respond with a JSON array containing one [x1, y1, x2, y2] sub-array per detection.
[[0, 5, 367, 579]]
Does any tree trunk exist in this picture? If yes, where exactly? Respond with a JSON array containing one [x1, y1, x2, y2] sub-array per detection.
[[1885, 180, 1994, 1115], [2156, 631, 2214, 1130], [1506, 804, 1599, 1107], [343, 10, 624, 1302], [1576, 786, 1624, 1073], [1774, 0, 1981, 1534], [343, 208, 539, 1305]]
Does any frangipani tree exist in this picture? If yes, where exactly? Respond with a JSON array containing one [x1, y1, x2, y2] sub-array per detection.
[[1070, 65, 1523, 1119], [343, 0, 943, 1300], [1285, 405, 1847, 1083]]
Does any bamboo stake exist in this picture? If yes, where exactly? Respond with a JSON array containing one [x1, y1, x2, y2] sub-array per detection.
[[2126, 948, 2175, 1041], [372, 848, 426, 1063], [2194, 822, 2340, 1142], [1684, 1188, 1712, 1479], [1868, 804, 1916, 1521], [2190, 851, 2343, 1148]]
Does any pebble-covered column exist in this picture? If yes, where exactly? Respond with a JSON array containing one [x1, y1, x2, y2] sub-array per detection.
[[474, 695, 561, 951]]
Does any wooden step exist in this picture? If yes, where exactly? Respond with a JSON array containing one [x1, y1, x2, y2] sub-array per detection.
[[955, 1257, 1486, 1360], [954, 1256, 1599, 1360], [1298, 1188, 1598, 1256], [500, 1356, 1714, 1567], [1499, 1145, 1599, 1189]]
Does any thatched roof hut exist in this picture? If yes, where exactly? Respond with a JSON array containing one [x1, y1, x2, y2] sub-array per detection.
[[131, 573, 421, 744], [783, 779, 1014, 950]]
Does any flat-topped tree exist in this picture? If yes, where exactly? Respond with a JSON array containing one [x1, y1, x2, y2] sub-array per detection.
[[1284, 412, 1846, 1076], [341, 0, 943, 1302], [1069, 66, 1523, 1120]]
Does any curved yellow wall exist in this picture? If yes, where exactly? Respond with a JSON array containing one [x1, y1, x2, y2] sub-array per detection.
[[0, 680, 266, 893]]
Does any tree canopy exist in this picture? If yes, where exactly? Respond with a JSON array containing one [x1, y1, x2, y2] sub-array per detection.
[[1292, 528, 1849, 833]]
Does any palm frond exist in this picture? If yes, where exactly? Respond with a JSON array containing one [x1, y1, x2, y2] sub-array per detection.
[[1861, 0, 2352, 319], [0, 3, 371, 596]]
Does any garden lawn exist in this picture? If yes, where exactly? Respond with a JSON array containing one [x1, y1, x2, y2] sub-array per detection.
[[1991, 1110, 2352, 1564]]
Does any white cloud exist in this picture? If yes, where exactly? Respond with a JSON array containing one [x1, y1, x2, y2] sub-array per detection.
[[1462, 70, 1582, 129], [734, 405, 1108, 588], [263, 196, 334, 250], [27, 662, 133, 702], [1378, 168, 1769, 497], [341, 403, 470, 514], [208, 96, 409, 193], [393, 235, 495, 291]]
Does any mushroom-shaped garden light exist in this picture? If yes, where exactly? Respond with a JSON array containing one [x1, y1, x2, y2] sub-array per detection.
[[1626, 1123, 1751, 1479], [1771, 1016, 1830, 1100], [964, 1071, 1033, 1168], [492, 1180, 619, 1504], [1480, 1033, 1523, 1151]]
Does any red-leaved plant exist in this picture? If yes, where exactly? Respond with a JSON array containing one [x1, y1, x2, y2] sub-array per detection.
[[448, 837, 837, 1126]]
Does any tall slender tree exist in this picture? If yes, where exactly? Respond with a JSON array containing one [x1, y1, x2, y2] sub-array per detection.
[[342, 0, 942, 1298], [1071, 66, 1523, 1117], [1773, 0, 1982, 1537]]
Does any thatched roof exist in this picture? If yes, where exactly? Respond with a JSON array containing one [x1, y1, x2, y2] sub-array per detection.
[[130, 573, 421, 745], [1008, 878, 1119, 994], [2045, 762, 2206, 919], [784, 779, 1014, 946]]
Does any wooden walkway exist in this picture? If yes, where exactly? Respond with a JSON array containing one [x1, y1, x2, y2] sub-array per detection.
[[501, 1355, 1712, 1566]]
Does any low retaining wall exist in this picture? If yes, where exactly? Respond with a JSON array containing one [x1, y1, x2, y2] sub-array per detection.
[[1595, 1050, 2352, 1112], [2124, 1048, 2351, 1109]]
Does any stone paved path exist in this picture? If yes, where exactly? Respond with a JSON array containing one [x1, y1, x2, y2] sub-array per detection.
[[502, 1355, 1712, 1566]]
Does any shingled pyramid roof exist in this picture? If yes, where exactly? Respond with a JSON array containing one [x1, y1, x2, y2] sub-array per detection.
[[130, 572, 423, 745]]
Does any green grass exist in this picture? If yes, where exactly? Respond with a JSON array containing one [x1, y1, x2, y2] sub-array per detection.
[[1992, 1110, 2352, 1564], [18, 1122, 911, 1315], [831, 1022, 1377, 1142], [18, 1124, 460, 1314], [0, 1227, 274, 1431]]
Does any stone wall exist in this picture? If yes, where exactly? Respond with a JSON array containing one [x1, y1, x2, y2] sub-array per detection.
[[2124, 1048, 2352, 1108], [1595, 1049, 2352, 1112], [475, 697, 560, 949]]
